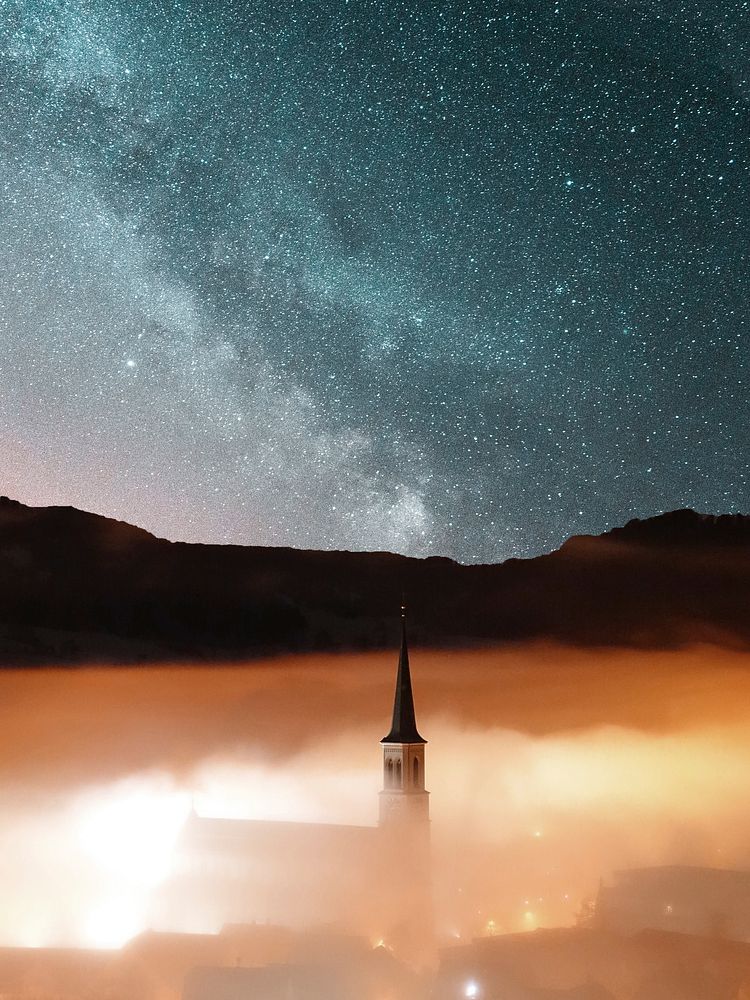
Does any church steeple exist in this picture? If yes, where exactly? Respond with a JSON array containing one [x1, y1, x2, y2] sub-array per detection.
[[382, 607, 426, 745], [379, 606, 429, 828]]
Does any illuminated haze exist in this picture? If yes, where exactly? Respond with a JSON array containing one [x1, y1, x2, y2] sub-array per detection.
[[1, 1, 749, 562], [5, 645, 750, 948]]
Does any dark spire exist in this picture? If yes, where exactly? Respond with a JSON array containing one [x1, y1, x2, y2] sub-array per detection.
[[381, 605, 426, 744]]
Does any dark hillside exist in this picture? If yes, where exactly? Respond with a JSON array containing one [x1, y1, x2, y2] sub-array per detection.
[[1, 498, 748, 664]]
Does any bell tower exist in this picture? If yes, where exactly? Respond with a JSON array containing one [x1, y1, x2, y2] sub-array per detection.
[[379, 606, 429, 828]]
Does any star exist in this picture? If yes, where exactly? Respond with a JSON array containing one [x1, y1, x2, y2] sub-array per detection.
[[0, 0, 747, 562]]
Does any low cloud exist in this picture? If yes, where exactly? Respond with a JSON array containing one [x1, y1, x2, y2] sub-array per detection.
[[4, 643, 750, 946]]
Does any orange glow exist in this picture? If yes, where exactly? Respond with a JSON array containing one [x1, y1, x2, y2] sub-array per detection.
[[1, 644, 750, 947]]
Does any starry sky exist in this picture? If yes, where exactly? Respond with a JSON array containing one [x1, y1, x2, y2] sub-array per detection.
[[1, 1, 748, 563]]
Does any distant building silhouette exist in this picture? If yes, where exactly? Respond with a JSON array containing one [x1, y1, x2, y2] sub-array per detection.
[[595, 866, 750, 941], [183, 940, 417, 1000], [435, 926, 750, 1000]]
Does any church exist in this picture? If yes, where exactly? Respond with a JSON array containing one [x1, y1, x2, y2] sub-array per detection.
[[153, 609, 434, 961]]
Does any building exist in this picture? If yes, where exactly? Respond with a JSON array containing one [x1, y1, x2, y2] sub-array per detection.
[[0, 945, 146, 1000], [0, 927, 419, 1000], [182, 939, 420, 1000], [153, 608, 434, 963], [434, 926, 750, 1000], [595, 866, 750, 941]]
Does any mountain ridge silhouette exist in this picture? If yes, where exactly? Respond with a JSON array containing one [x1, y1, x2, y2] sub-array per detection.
[[1, 497, 748, 664]]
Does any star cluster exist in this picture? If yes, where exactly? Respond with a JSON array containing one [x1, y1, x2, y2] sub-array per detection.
[[1, 0, 748, 561]]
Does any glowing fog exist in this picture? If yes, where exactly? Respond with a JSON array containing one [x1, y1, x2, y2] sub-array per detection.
[[4, 643, 750, 948]]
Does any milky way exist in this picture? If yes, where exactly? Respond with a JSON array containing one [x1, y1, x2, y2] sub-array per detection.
[[1, 1, 748, 562]]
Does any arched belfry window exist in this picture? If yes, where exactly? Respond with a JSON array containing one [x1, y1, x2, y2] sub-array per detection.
[[413, 757, 419, 787], [386, 758, 394, 788], [395, 759, 402, 787]]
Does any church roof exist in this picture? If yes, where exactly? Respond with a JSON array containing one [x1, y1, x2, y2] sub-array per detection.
[[381, 609, 426, 744], [178, 813, 378, 853]]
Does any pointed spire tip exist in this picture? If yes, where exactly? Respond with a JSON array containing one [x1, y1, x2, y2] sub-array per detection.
[[381, 604, 426, 744]]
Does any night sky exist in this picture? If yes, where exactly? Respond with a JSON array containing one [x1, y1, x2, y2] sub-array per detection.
[[1, 1, 748, 563]]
